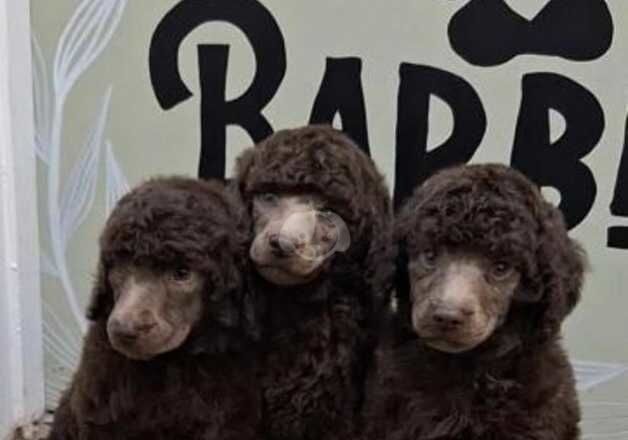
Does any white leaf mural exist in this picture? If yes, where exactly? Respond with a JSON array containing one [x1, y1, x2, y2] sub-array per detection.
[[33, 0, 128, 408], [53, 0, 126, 99], [574, 361, 628, 392], [59, 88, 111, 247], [105, 140, 130, 216], [32, 33, 52, 164], [42, 307, 81, 404], [44, 0, 127, 336]]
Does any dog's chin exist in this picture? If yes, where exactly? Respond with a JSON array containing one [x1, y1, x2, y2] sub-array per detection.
[[254, 264, 323, 286], [417, 325, 496, 354], [424, 338, 484, 353], [109, 326, 191, 361]]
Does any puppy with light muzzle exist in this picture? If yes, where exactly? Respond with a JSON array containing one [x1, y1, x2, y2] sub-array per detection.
[[47, 177, 262, 440], [235, 125, 395, 440], [364, 164, 586, 440]]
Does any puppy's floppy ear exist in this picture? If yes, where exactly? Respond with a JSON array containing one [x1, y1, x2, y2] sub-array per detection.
[[393, 241, 416, 340], [362, 211, 395, 313], [86, 260, 113, 321], [531, 200, 587, 338], [233, 147, 256, 194], [392, 199, 420, 341], [241, 284, 264, 342]]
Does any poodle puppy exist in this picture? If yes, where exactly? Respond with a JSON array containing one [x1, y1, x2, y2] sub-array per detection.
[[234, 125, 395, 440], [364, 164, 586, 440], [48, 177, 261, 440]]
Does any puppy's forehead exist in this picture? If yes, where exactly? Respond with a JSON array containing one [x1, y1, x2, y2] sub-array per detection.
[[426, 163, 537, 191], [443, 252, 486, 268], [418, 249, 490, 268], [260, 192, 325, 207], [105, 251, 202, 275], [110, 263, 160, 278], [289, 193, 325, 207]]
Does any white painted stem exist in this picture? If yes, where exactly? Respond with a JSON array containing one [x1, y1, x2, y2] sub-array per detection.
[[48, 98, 87, 333]]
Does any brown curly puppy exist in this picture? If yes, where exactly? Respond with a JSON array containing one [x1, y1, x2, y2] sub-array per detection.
[[234, 125, 395, 440], [48, 177, 262, 440], [364, 164, 586, 440]]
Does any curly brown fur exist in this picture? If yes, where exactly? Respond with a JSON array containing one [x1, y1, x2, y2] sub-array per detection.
[[234, 125, 395, 440], [47, 177, 262, 440], [364, 164, 586, 440]]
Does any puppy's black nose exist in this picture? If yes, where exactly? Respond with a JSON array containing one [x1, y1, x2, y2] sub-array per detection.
[[268, 233, 295, 256], [109, 319, 156, 344], [431, 308, 471, 329], [269, 233, 281, 250]]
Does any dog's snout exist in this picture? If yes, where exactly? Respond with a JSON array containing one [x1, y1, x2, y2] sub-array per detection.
[[431, 307, 473, 329], [109, 317, 156, 343], [269, 233, 282, 251], [268, 233, 297, 256]]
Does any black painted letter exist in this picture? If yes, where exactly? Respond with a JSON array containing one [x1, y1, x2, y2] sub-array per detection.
[[310, 57, 370, 154], [608, 115, 628, 249], [149, 0, 286, 178], [511, 73, 604, 229], [394, 64, 487, 208]]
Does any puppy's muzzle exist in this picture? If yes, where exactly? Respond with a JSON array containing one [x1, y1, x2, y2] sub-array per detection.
[[268, 232, 298, 257], [430, 304, 475, 331], [108, 317, 157, 345]]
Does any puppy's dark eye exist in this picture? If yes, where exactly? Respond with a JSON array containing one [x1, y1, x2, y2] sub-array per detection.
[[171, 267, 192, 282], [257, 192, 279, 205], [108, 267, 128, 288], [491, 261, 513, 280], [315, 207, 334, 223], [317, 209, 333, 218], [420, 248, 438, 268], [320, 232, 333, 243]]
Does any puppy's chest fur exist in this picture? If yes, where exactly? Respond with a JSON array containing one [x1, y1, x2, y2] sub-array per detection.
[[62, 326, 261, 440], [261, 297, 366, 440], [366, 343, 579, 440], [387, 369, 524, 439]]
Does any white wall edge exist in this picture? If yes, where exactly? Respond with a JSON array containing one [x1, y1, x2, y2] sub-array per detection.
[[0, 0, 45, 437]]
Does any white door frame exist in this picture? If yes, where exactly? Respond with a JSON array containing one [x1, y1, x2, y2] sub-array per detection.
[[0, 0, 45, 437]]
